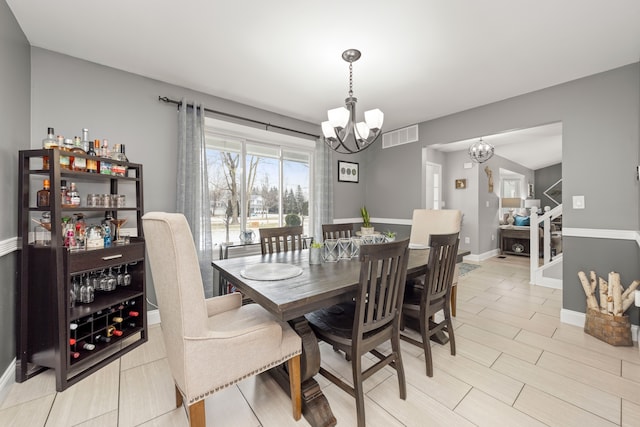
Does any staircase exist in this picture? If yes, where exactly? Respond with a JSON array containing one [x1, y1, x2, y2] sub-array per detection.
[[530, 205, 563, 288]]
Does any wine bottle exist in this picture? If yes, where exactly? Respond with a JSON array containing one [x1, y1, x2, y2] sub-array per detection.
[[112, 317, 123, 323], [95, 334, 111, 343], [77, 341, 95, 351], [69, 338, 77, 346], [107, 325, 116, 337], [128, 311, 140, 317], [69, 322, 78, 330], [112, 329, 123, 337], [70, 351, 80, 359]]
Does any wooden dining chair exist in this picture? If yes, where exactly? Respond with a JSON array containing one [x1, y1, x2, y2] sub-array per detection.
[[409, 209, 462, 315], [258, 225, 304, 254], [322, 223, 354, 240], [401, 232, 459, 377], [143, 213, 302, 426], [306, 239, 410, 427]]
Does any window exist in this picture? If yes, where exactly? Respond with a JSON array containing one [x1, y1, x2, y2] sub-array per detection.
[[425, 162, 442, 209], [205, 120, 314, 248]]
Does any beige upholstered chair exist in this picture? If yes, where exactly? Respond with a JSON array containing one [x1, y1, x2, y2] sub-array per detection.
[[142, 212, 302, 427], [409, 209, 463, 315]]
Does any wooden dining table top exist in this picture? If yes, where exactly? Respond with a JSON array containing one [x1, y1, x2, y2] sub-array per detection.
[[212, 247, 470, 322]]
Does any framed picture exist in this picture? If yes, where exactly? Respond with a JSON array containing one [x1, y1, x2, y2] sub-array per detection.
[[338, 161, 359, 183], [455, 179, 467, 189]]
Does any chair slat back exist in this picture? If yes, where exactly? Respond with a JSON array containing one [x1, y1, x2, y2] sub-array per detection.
[[356, 239, 410, 336], [259, 226, 304, 254], [322, 223, 354, 240], [423, 233, 460, 307]]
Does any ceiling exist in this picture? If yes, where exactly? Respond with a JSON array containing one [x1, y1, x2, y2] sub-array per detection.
[[432, 122, 563, 170], [6, 1, 640, 168]]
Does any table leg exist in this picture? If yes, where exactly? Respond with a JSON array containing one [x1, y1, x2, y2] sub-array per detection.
[[269, 316, 336, 427]]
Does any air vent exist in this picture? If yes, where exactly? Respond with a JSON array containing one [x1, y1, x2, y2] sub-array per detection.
[[382, 125, 419, 149]]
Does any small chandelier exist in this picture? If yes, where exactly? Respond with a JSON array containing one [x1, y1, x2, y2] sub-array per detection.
[[468, 138, 495, 163], [321, 49, 384, 154]]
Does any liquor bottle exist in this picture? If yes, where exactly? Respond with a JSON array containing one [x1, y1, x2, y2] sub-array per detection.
[[60, 180, 69, 206], [81, 128, 91, 153], [100, 139, 112, 175], [68, 182, 81, 207], [36, 179, 50, 208], [119, 144, 129, 162], [71, 136, 87, 172], [86, 138, 98, 173], [110, 144, 126, 176], [42, 127, 57, 170], [59, 138, 73, 169], [77, 341, 95, 351]]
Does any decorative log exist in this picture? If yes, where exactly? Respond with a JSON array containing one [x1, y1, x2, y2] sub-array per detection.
[[610, 272, 623, 316], [622, 294, 635, 312], [598, 277, 608, 313], [578, 271, 599, 310], [621, 280, 640, 301]]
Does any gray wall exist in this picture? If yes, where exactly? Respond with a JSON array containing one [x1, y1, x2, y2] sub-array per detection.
[[362, 63, 640, 323], [29, 47, 320, 307], [535, 163, 562, 208], [0, 0, 30, 378]]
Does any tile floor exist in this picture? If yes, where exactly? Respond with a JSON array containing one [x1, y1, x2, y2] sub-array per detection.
[[1, 255, 639, 426]]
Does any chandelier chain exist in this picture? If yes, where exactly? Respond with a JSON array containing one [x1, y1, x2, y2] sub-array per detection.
[[348, 62, 353, 97]]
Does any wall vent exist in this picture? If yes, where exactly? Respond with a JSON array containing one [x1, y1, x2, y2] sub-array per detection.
[[382, 125, 419, 149]]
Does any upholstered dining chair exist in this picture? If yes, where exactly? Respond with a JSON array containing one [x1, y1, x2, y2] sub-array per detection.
[[306, 239, 410, 427], [322, 222, 354, 240], [259, 225, 304, 254], [401, 232, 459, 377], [409, 209, 463, 315], [142, 212, 302, 427]]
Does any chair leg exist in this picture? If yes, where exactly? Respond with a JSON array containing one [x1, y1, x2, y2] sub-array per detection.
[[175, 384, 183, 408], [188, 400, 205, 427], [450, 284, 457, 317], [445, 306, 456, 356], [418, 313, 434, 377], [287, 355, 302, 421], [391, 332, 407, 399], [352, 355, 366, 427]]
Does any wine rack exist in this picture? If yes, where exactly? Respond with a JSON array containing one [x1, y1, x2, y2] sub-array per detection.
[[17, 149, 147, 391]]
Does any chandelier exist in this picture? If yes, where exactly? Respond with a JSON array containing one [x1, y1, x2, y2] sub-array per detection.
[[321, 49, 384, 154], [468, 138, 495, 163]]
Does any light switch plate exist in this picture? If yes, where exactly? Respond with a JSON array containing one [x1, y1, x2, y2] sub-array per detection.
[[573, 195, 585, 209]]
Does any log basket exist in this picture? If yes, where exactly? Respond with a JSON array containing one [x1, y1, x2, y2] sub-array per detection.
[[584, 308, 632, 347]]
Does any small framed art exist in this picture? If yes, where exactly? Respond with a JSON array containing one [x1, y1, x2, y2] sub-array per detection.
[[455, 179, 467, 189], [338, 161, 359, 183]]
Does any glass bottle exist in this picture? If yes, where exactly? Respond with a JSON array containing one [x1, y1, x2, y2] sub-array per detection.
[[68, 182, 81, 207], [81, 128, 91, 153], [100, 139, 112, 175], [86, 138, 98, 173], [36, 179, 50, 208], [60, 180, 69, 206], [42, 127, 57, 170], [71, 136, 87, 172], [59, 138, 74, 169]]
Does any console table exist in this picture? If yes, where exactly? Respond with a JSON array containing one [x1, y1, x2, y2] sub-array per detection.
[[499, 226, 542, 257]]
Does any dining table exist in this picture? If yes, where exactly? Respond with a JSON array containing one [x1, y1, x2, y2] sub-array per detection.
[[212, 246, 469, 427]]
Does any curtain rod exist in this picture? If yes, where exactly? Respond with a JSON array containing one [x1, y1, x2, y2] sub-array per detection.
[[158, 96, 320, 139]]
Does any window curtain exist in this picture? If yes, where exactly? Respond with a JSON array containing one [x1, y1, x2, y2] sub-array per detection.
[[176, 99, 214, 297], [313, 138, 333, 241]]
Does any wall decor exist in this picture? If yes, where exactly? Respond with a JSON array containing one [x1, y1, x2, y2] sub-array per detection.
[[338, 160, 359, 183], [455, 179, 467, 189]]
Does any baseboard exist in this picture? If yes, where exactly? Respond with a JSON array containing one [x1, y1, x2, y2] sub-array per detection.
[[536, 277, 562, 289], [148, 309, 161, 325], [0, 358, 16, 406], [561, 308, 638, 342], [0, 237, 18, 257], [464, 249, 500, 262]]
